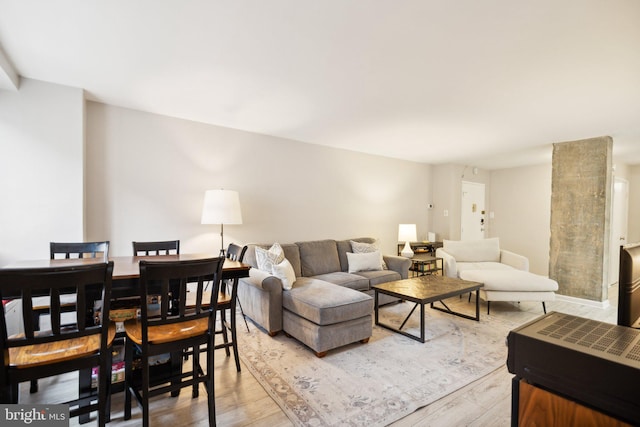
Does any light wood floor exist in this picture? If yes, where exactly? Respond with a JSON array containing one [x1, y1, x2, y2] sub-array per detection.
[[21, 287, 618, 426]]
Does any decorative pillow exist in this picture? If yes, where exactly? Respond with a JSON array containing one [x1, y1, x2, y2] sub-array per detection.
[[350, 240, 387, 269], [255, 243, 285, 272], [346, 251, 383, 273], [272, 258, 296, 290]]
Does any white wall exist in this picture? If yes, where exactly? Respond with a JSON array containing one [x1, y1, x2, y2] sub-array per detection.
[[629, 165, 640, 243], [489, 164, 552, 276], [432, 164, 490, 241], [85, 102, 432, 256], [0, 78, 85, 266]]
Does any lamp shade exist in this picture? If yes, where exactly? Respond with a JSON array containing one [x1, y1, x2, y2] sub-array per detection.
[[398, 224, 417, 242], [201, 189, 243, 225]]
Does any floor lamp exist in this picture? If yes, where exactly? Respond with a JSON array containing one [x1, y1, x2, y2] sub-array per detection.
[[200, 189, 250, 332], [201, 189, 243, 256]]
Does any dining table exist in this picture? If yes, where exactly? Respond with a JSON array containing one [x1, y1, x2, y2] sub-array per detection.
[[0, 253, 251, 423], [4, 253, 250, 295]]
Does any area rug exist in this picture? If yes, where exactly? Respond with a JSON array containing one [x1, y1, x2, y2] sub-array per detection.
[[238, 301, 535, 427]]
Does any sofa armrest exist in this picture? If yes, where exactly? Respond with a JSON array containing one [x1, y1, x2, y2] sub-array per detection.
[[383, 255, 412, 279], [237, 269, 284, 335], [500, 249, 529, 271], [243, 268, 285, 293], [436, 248, 457, 278]]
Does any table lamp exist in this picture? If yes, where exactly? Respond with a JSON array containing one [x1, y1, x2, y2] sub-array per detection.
[[201, 189, 243, 256], [398, 224, 417, 258]]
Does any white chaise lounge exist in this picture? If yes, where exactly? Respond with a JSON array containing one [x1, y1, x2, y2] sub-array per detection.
[[435, 238, 558, 314]]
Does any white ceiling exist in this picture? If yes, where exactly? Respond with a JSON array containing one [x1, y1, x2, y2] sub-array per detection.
[[1, 0, 639, 169]]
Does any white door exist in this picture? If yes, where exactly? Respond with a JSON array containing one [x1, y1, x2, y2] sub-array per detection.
[[461, 181, 486, 241], [609, 177, 629, 286]]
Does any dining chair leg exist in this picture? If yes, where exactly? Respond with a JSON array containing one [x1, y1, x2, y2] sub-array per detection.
[[98, 351, 111, 427], [192, 345, 199, 398], [207, 342, 216, 426], [142, 356, 150, 427], [30, 312, 40, 394], [231, 300, 241, 372], [170, 351, 182, 397], [124, 338, 133, 420], [220, 309, 230, 357]]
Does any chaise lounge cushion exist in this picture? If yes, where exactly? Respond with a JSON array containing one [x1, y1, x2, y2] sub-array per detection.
[[459, 269, 559, 293], [283, 278, 373, 326], [456, 262, 514, 274]]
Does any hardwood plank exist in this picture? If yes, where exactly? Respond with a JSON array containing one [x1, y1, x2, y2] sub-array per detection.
[[19, 286, 618, 426]]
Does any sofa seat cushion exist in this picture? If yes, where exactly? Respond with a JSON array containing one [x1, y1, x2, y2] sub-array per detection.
[[459, 269, 559, 292], [456, 261, 514, 276], [283, 278, 373, 326], [354, 269, 401, 287], [310, 272, 369, 291]]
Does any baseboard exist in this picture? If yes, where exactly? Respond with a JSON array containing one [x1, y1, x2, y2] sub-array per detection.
[[555, 294, 610, 309]]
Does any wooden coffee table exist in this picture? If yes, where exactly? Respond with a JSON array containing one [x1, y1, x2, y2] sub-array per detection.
[[373, 275, 483, 343]]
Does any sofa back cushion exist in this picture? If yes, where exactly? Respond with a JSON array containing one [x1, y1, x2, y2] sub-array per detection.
[[245, 243, 302, 277], [336, 237, 376, 272], [296, 239, 341, 277], [443, 237, 501, 262]]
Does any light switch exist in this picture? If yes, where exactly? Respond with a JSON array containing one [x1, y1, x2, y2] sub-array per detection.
[[444, 209, 449, 217]]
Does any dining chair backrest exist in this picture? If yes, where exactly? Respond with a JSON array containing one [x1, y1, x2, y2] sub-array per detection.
[[123, 257, 224, 426], [50, 241, 110, 261], [137, 257, 224, 331], [226, 243, 247, 262], [0, 262, 114, 426], [0, 262, 114, 347], [132, 240, 180, 256]]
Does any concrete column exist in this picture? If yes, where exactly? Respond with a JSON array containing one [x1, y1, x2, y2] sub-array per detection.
[[549, 136, 612, 302]]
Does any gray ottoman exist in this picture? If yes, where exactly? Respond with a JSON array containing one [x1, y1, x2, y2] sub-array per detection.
[[282, 278, 373, 357]]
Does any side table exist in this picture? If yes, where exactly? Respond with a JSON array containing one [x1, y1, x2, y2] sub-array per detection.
[[411, 256, 443, 276]]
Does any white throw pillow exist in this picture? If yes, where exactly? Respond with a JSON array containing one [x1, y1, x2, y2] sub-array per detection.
[[350, 240, 387, 269], [255, 243, 285, 272], [272, 258, 296, 290], [347, 251, 383, 273]]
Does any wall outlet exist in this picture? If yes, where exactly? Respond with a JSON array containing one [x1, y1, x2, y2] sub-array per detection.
[[443, 209, 449, 217]]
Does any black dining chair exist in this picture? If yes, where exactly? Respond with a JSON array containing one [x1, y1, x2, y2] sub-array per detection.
[[187, 243, 247, 372], [219, 243, 248, 371], [50, 241, 110, 260], [0, 262, 115, 427], [28, 241, 110, 394], [123, 257, 224, 427], [132, 240, 180, 256]]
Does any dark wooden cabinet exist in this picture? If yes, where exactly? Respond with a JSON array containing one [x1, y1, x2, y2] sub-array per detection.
[[516, 380, 631, 427], [507, 312, 640, 427]]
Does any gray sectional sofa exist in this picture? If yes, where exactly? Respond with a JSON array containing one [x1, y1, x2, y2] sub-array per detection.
[[237, 237, 411, 356]]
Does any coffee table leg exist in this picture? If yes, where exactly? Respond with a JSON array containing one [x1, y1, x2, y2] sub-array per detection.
[[420, 302, 425, 342], [374, 290, 379, 325], [475, 289, 480, 320]]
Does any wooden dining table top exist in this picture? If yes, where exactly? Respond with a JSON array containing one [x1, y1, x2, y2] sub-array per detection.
[[3, 253, 250, 280]]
